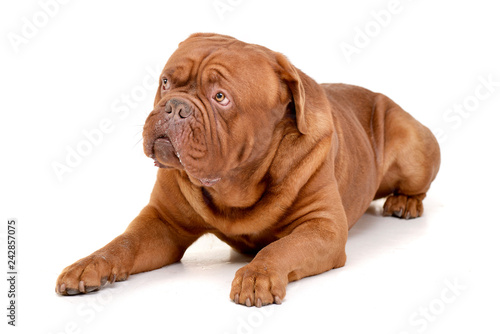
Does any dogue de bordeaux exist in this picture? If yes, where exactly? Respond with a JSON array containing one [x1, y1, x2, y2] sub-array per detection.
[[56, 33, 440, 307]]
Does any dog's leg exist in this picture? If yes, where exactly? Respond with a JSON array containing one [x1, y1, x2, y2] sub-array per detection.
[[230, 210, 348, 307], [55, 205, 199, 295], [376, 103, 441, 219]]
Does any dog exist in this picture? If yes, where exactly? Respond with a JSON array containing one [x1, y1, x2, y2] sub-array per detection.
[[56, 33, 440, 307]]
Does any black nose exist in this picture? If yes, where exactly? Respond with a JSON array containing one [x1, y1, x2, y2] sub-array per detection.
[[165, 98, 193, 119]]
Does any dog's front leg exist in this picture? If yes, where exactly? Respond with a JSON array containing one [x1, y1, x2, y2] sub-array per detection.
[[56, 205, 199, 295], [230, 214, 348, 307]]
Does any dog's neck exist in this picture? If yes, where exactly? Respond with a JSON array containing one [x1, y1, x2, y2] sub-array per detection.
[[200, 127, 287, 210]]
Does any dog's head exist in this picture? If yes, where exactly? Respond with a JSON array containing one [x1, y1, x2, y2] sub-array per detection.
[[143, 33, 313, 187]]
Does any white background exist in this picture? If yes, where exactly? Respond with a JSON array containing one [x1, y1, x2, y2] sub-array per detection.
[[1, 0, 499, 333]]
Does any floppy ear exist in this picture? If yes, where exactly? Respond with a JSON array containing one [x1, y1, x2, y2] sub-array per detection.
[[275, 53, 308, 134]]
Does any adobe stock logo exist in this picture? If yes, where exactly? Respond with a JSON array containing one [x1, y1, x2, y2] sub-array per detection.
[[339, 0, 410, 64], [6, 0, 72, 54], [212, 0, 244, 20], [433, 74, 499, 145], [398, 277, 467, 334], [51, 65, 161, 183], [47, 281, 129, 334]]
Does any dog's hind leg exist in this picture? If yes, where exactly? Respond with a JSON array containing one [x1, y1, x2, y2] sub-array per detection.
[[374, 100, 441, 219]]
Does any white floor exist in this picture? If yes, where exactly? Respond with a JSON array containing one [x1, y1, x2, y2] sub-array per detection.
[[11, 157, 500, 334]]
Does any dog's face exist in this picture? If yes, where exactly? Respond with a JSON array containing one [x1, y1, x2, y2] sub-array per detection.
[[143, 33, 306, 187]]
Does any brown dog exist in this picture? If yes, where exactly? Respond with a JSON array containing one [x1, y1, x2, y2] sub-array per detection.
[[56, 33, 440, 307]]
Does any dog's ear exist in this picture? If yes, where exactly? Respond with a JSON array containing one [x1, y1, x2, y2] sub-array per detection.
[[275, 53, 308, 135]]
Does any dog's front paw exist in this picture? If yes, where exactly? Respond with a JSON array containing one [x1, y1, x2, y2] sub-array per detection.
[[55, 253, 130, 296], [230, 263, 287, 307]]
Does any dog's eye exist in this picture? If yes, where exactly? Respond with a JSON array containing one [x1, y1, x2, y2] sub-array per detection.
[[214, 92, 229, 106], [162, 78, 170, 90], [215, 92, 225, 102]]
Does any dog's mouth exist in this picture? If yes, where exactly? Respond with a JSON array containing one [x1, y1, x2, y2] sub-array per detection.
[[151, 136, 182, 169], [150, 135, 221, 187]]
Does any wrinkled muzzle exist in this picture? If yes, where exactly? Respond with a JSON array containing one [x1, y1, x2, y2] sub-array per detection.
[[143, 97, 221, 187]]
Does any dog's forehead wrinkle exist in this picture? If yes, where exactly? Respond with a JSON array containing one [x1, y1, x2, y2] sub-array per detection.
[[164, 58, 198, 86], [205, 65, 230, 84]]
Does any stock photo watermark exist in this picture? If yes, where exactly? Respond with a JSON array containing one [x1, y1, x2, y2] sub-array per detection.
[[51, 64, 161, 183], [6, 219, 18, 327], [223, 306, 277, 334], [213, 0, 244, 20], [221, 281, 300, 334], [398, 277, 467, 334], [339, 0, 415, 64], [48, 282, 128, 334], [432, 73, 499, 145], [6, 0, 72, 54]]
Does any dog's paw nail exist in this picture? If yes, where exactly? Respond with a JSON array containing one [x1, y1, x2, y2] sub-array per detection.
[[101, 276, 108, 287], [110, 274, 117, 284], [256, 298, 262, 308], [245, 298, 251, 307], [274, 296, 282, 305], [78, 280, 86, 293], [405, 211, 411, 220], [394, 209, 403, 218], [66, 288, 79, 295], [234, 293, 239, 304]]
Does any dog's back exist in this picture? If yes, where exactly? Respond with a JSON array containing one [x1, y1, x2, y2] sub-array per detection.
[[321, 83, 440, 225]]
